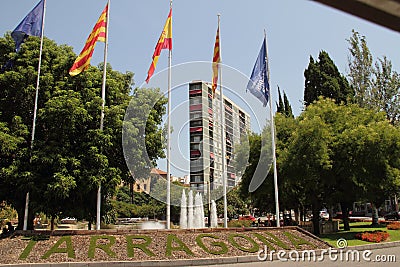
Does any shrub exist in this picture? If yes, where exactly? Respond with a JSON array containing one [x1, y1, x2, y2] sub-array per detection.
[[227, 220, 253, 228], [387, 222, 400, 230], [355, 230, 389, 243]]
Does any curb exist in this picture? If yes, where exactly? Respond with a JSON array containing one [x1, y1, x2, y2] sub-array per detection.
[[348, 240, 400, 251]]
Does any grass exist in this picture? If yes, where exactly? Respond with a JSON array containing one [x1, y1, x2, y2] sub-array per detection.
[[320, 221, 400, 247]]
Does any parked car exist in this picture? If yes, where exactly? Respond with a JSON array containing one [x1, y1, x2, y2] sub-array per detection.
[[238, 215, 256, 221], [60, 217, 77, 224], [384, 211, 400, 221]]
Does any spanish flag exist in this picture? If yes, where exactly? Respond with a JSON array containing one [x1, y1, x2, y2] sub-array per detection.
[[212, 24, 220, 93], [69, 4, 108, 76], [146, 8, 172, 83]]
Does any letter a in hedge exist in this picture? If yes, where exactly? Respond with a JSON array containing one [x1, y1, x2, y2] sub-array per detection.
[[166, 234, 194, 257], [42, 236, 75, 259]]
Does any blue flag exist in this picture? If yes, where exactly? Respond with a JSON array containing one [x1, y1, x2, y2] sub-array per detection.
[[11, 0, 45, 52], [246, 38, 270, 106]]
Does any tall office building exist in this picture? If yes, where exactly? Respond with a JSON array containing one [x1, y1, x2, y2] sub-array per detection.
[[189, 81, 250, 193]]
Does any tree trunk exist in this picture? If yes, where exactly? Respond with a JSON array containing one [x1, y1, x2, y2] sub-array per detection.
[[88, 221, 92, 230], [340, 202, 350, 231], [312, 208, 320, 235], [294, 209, 300, 223], [50, 217, 55, 231], [371, 203, 379, 226], [130, 183, 134, 204], [328, 206, 333, 221]]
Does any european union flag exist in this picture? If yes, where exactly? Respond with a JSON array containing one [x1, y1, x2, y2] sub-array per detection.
[[11, 0, 45, 52], [246, 38, 269, 106]]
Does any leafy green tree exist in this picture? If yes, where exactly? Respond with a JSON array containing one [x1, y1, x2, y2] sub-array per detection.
[[371, 57, 400, 125], [347, 30, 400, 125], [122, 88, 167, 203], [304, 51, 354, 106], [347, 29, 373, 108], [281, 101, 333, 234], [282, 99, 400, 232], [339, 118, 400, 225], [0, 34, 80, 229], [0, 33, 167, 229], [216, 187, 249, 220]]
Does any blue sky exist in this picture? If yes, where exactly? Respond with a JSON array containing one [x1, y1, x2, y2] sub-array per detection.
[[2, 0, 400, 115], [2, 0, 400, 177]]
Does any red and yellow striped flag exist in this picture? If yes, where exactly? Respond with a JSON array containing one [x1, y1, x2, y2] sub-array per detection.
[[69, 4, 108, 76], [145, 8, 172, 83], [212, 24, 220, 94]]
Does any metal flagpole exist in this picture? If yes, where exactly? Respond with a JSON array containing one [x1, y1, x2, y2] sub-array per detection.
[[217, 15, 228, 228], [23, 0, 47, 231], [166, 0, 173, 230], [96, 0, 110, 231], [264, 30, 280, 227]]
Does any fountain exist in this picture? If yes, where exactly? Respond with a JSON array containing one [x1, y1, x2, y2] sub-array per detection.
[[180, 190, 206, 229], [199, 193, 205, 228], [179, 190, 187, 229], [194, 192, 205, 228], [141, 221, 165, 229], [187, 190, 194, 229], [210, 200, 218, 228]]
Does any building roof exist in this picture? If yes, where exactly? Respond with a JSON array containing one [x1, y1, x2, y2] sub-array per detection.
[[151, 168, 167, 175]]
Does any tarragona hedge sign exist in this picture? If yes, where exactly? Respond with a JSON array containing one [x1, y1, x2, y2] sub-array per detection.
[[19, 230, 319, 260]]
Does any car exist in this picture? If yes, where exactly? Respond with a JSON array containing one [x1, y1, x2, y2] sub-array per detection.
[[238, 215, 256, 221], [60, 217, 77, 224], [384, 211, 400, 221]]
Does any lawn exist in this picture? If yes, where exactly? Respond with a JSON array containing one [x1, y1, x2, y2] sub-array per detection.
[[320, 221, 400, 247]]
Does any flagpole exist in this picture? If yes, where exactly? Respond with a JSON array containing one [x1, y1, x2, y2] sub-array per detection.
[[23, 0, 47, 231], [216, 15, 228, 228], [96, 0, 110, 231], [166, 0, 173, 230], [264, 30, 280, 227]]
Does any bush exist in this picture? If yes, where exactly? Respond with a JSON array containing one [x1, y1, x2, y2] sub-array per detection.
[[387, 222, 400, 230], [0, 202, 17, 228], [355, 230, 389, 243], [227, 220, 254, 228]]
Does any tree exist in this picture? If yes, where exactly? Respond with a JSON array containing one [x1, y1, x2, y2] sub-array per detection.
[[304, 51, 354, 106], [281, 100, 333, 234], [216, 187, 249, 220], [122, 88, 167, 203], [276, 86, 285, 114], [347, 29, 373, 108], [347, 30, 400, 125], [281, 98, 400, 232], [371, 57, 400, 125], [276, 86, 294, 118], [0, 33, 167, 229], [283, 92, 294, 118]]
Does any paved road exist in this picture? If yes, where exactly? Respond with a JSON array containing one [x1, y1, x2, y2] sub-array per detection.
[[205, 246, 400, 267]]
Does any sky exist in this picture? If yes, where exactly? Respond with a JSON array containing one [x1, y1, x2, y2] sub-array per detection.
[[2, 0, 400, 177]]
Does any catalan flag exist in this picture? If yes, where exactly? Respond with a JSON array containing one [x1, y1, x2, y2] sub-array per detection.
[[69, 4, 108, 76], [212, 24, 220, 94], [145, 8, 172, 83]]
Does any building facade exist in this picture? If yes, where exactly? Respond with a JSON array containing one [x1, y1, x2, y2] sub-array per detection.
[[189, 81, 250, 193]]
